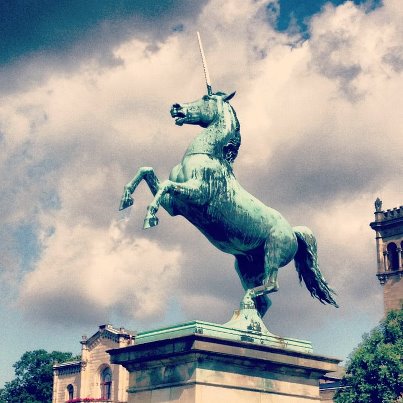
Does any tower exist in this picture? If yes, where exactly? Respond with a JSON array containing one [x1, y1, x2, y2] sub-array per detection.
[[370, 198, 403, 313]]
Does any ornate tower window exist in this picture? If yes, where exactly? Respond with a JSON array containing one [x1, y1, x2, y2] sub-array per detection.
[[387, 242, 399, 271], [66, 384, 74, 400], [100, 366, 112, 399]]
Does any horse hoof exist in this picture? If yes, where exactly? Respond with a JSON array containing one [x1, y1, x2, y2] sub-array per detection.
[[119, 197, 133, 211], [143, 216, 159, 229], [266, 284, 279, 294]]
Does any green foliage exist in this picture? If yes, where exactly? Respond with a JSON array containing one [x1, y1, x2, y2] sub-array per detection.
[[334, 309, 403, 403], [0, 349, 78, 403]]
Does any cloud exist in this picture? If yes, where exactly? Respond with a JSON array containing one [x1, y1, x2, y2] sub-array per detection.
[[0, 0, 401, 344], [19, 220, 182, 324], [235, 1, 402, 206], [0, 0, 209, 94], [0, 0, 208, 64]]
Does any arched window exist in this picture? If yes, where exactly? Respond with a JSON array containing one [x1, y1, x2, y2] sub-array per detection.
[[66, 384, 74, 400], [100, 366, 112, 399], [387, 242, 399, 270]]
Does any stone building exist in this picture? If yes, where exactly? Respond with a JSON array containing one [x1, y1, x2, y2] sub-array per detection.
[[319, 367, 345, 402], [370, 199, 403, 313], [55, 324, 343, 403], [52, 324, 135, 403]]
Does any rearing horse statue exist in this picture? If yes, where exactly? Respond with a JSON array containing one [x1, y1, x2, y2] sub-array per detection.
[[119, 90, 338, 317]]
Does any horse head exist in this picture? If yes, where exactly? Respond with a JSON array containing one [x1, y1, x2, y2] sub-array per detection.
[[171, 91, 240, 164], [170, 91, 236, 128]]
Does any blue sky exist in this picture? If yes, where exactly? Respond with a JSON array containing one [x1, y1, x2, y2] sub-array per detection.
[[0, 0, 381, 64], [1, 0, 402, 388]]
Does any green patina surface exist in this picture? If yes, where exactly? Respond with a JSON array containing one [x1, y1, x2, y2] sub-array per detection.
[[119, 39, 337, 320], [119, 90, 337, 319], [135, 297, 313, 353], [135, 320, 312, 354]]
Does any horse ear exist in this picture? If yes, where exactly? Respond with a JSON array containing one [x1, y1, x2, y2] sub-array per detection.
[[224, 91, 236, 102]]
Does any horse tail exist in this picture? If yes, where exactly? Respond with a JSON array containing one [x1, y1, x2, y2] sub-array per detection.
[[293, 226, 339, 308]]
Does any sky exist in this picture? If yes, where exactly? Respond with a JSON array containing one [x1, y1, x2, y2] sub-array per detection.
[[1, 0, 402, 387]]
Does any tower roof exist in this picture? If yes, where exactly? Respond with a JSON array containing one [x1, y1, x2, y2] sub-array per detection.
[[370, 200, 403, 238]]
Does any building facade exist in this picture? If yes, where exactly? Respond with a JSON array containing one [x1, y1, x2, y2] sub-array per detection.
[[53, 324, 135, 403], [370, 199, 403, 313]]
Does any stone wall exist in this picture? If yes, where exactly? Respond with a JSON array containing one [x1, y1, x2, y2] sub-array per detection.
[[384, 275, 403, 312], [53, 368, 81, 403], [53, 324, 132, 403]]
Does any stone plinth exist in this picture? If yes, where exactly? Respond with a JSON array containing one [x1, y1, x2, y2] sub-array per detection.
[[108, 321, 340, 403]]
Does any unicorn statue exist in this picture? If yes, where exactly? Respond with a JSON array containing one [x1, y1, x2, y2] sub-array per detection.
[[119, 33, 338, 318]]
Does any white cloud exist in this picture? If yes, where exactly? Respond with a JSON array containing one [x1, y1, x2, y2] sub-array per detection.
[[19, 220, 182, 323]]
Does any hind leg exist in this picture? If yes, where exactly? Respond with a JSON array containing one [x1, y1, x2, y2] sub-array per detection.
[[246, 237, 290, 299], [262, 235, 291, 293], [249, 252, 280, 297], [254, 294, 272, 318], [235, 255, 272, 317]]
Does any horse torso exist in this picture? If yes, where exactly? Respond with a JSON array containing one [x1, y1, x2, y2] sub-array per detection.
[[169, 154, 296, 260]]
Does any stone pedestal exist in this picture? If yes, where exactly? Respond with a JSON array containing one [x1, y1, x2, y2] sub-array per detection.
[[108, 320, 340, 402]]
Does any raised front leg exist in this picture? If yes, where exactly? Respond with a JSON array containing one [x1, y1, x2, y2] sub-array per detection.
[[144, 178, 208, 229], [119, 167, 160, 211]]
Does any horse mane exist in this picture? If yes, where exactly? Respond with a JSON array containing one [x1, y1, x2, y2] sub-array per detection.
[[222, 104, 241, 164]]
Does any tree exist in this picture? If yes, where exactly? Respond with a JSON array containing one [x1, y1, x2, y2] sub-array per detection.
[[334, 309, 403, 403], [0, 349, 78, 403]]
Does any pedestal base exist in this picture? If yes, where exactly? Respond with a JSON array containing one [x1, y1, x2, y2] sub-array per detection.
[[108, 322, 340, 403]]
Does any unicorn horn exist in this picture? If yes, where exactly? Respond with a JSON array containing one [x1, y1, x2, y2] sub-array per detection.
[[197, 32, 212, 96]]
